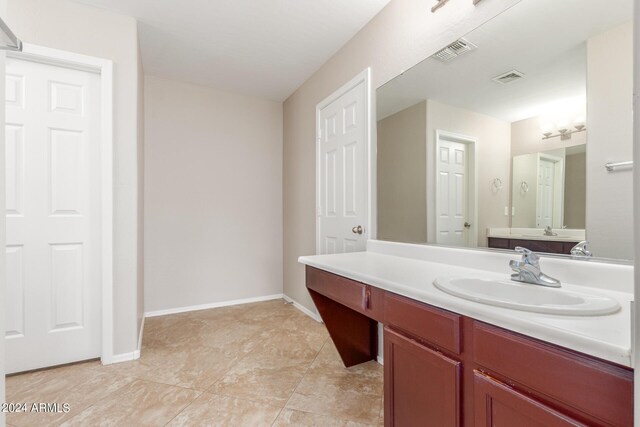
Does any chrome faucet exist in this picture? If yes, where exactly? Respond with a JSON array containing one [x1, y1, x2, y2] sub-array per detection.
[[509, 247, 561, 288], [543, 226, 557, 237], [571, 241, 592, 259]]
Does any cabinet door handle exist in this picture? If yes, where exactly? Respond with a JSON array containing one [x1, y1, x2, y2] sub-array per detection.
[[364, 286, 371, 310]]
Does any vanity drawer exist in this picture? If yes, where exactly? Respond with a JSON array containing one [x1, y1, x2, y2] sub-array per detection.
[[385, 293, 461, 354], [473, 322, 633, 427], [306, 266, 367, 313]]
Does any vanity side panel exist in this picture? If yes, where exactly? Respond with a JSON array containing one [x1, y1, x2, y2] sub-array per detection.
[[308, 288, 377, 367], [473, 322, 633, 427]]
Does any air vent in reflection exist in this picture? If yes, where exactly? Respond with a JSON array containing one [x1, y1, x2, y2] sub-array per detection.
[[432, 38, 477, 62], [492, 70, 525, 84]]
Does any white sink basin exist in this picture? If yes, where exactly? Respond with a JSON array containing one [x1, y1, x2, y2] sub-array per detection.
[[433, 277, 620, 316]]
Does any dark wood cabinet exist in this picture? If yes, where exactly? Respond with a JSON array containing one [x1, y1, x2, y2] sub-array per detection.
[[304, 266, 633, 426], [488, 237, 579, 255], [473, 372, 586, 427], [384, 327, 461, 427]]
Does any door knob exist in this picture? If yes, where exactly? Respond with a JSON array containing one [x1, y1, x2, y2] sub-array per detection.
[[352, 225, 363, 235], [464, 222, 471, 229]]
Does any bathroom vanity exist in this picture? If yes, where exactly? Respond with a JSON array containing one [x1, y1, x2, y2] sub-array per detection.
[[299, 243, 634, 427], [302, 0, 636, 424]]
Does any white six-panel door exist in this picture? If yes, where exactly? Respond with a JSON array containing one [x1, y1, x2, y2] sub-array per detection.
[[436, 140, 469, 247], [317, 75, 368, 255], [536, 159, 555, 228], [5, 57, 102, 373]]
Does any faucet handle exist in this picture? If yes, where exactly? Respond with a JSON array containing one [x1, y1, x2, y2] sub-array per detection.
[[514, 246, 540, 266], [571, 241, 592, 258]]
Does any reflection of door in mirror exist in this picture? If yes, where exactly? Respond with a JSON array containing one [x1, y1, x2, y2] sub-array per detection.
[[536, 153, 564, 229], [436, 131, 476, 247], [537, 158, 555, 229]]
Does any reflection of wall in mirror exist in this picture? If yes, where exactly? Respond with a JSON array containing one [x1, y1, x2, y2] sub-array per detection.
[[587, 22, 634, 260], [564, 151, 586, 229], [511, 153, 537, 228], [377, 101, 427, 244], [511, 115, 586, 158], [425, 100, 511, 248], [511, 117, 586, 230]]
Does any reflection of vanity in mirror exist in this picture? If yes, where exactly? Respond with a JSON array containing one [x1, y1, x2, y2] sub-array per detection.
[[376, 0, 633, 261]]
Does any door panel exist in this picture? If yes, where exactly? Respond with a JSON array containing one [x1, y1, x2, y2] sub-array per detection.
[[318, 78, 367, 255], [384, 326, 461, 427], [474, 372, 585, 427], [5, 57, 102, 373]]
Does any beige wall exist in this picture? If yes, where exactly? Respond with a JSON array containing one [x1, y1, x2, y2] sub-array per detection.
[[377, 101, 427, 243], [283, 0, 521, 312], [511, 153, 538, 228], [144, 76, 283, 312], [426, 100, 511, 247], [6, 0, 144, 355], [586, 22, 634, 260], [564, 152, 586, 229]]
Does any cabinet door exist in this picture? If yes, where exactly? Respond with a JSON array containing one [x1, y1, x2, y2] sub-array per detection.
[[384, 327, 461, 427], [474, 371, 586, 427]]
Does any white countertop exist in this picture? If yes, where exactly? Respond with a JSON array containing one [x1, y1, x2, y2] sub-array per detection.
[[298, 250, 633, 367], [487, 227, 585, 242]]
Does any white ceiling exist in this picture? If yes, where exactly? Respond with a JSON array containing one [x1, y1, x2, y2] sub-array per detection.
[[377, 0, 632, 123], [71, 0, 391, 101]]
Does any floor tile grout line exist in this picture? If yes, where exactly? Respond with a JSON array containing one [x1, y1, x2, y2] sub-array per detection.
[[50, 376, 141, 427], [269, 335, 331, 427], [202, 308, 305, 393], [161, 390, 204, 427]]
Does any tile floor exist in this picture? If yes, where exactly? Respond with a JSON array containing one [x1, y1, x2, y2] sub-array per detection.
[[5, 299, 384, 426]]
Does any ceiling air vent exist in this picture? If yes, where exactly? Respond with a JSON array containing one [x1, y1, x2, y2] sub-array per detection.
[[432, 38, 477, 62], [492, 70, 525, 85]]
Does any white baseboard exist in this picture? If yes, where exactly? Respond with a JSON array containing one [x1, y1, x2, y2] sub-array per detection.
[[105, 350, 141, 365], [137, 316, 145, 351], [144, 294, 284, 318], [377, 355, 384, 365], [283, 294, 322, 323]]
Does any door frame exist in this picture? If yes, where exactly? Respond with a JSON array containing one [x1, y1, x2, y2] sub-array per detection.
[[433, 129, 478, 247], [315, 68, 372, 254], [7, 43, 115, 364]]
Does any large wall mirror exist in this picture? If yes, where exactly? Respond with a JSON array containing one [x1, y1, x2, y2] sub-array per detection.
[[376, 0, 633, 261]]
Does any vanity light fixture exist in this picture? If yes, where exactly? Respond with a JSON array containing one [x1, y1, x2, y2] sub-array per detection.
[[542, 124, 586, 141], [0, 16, 21, 51]]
